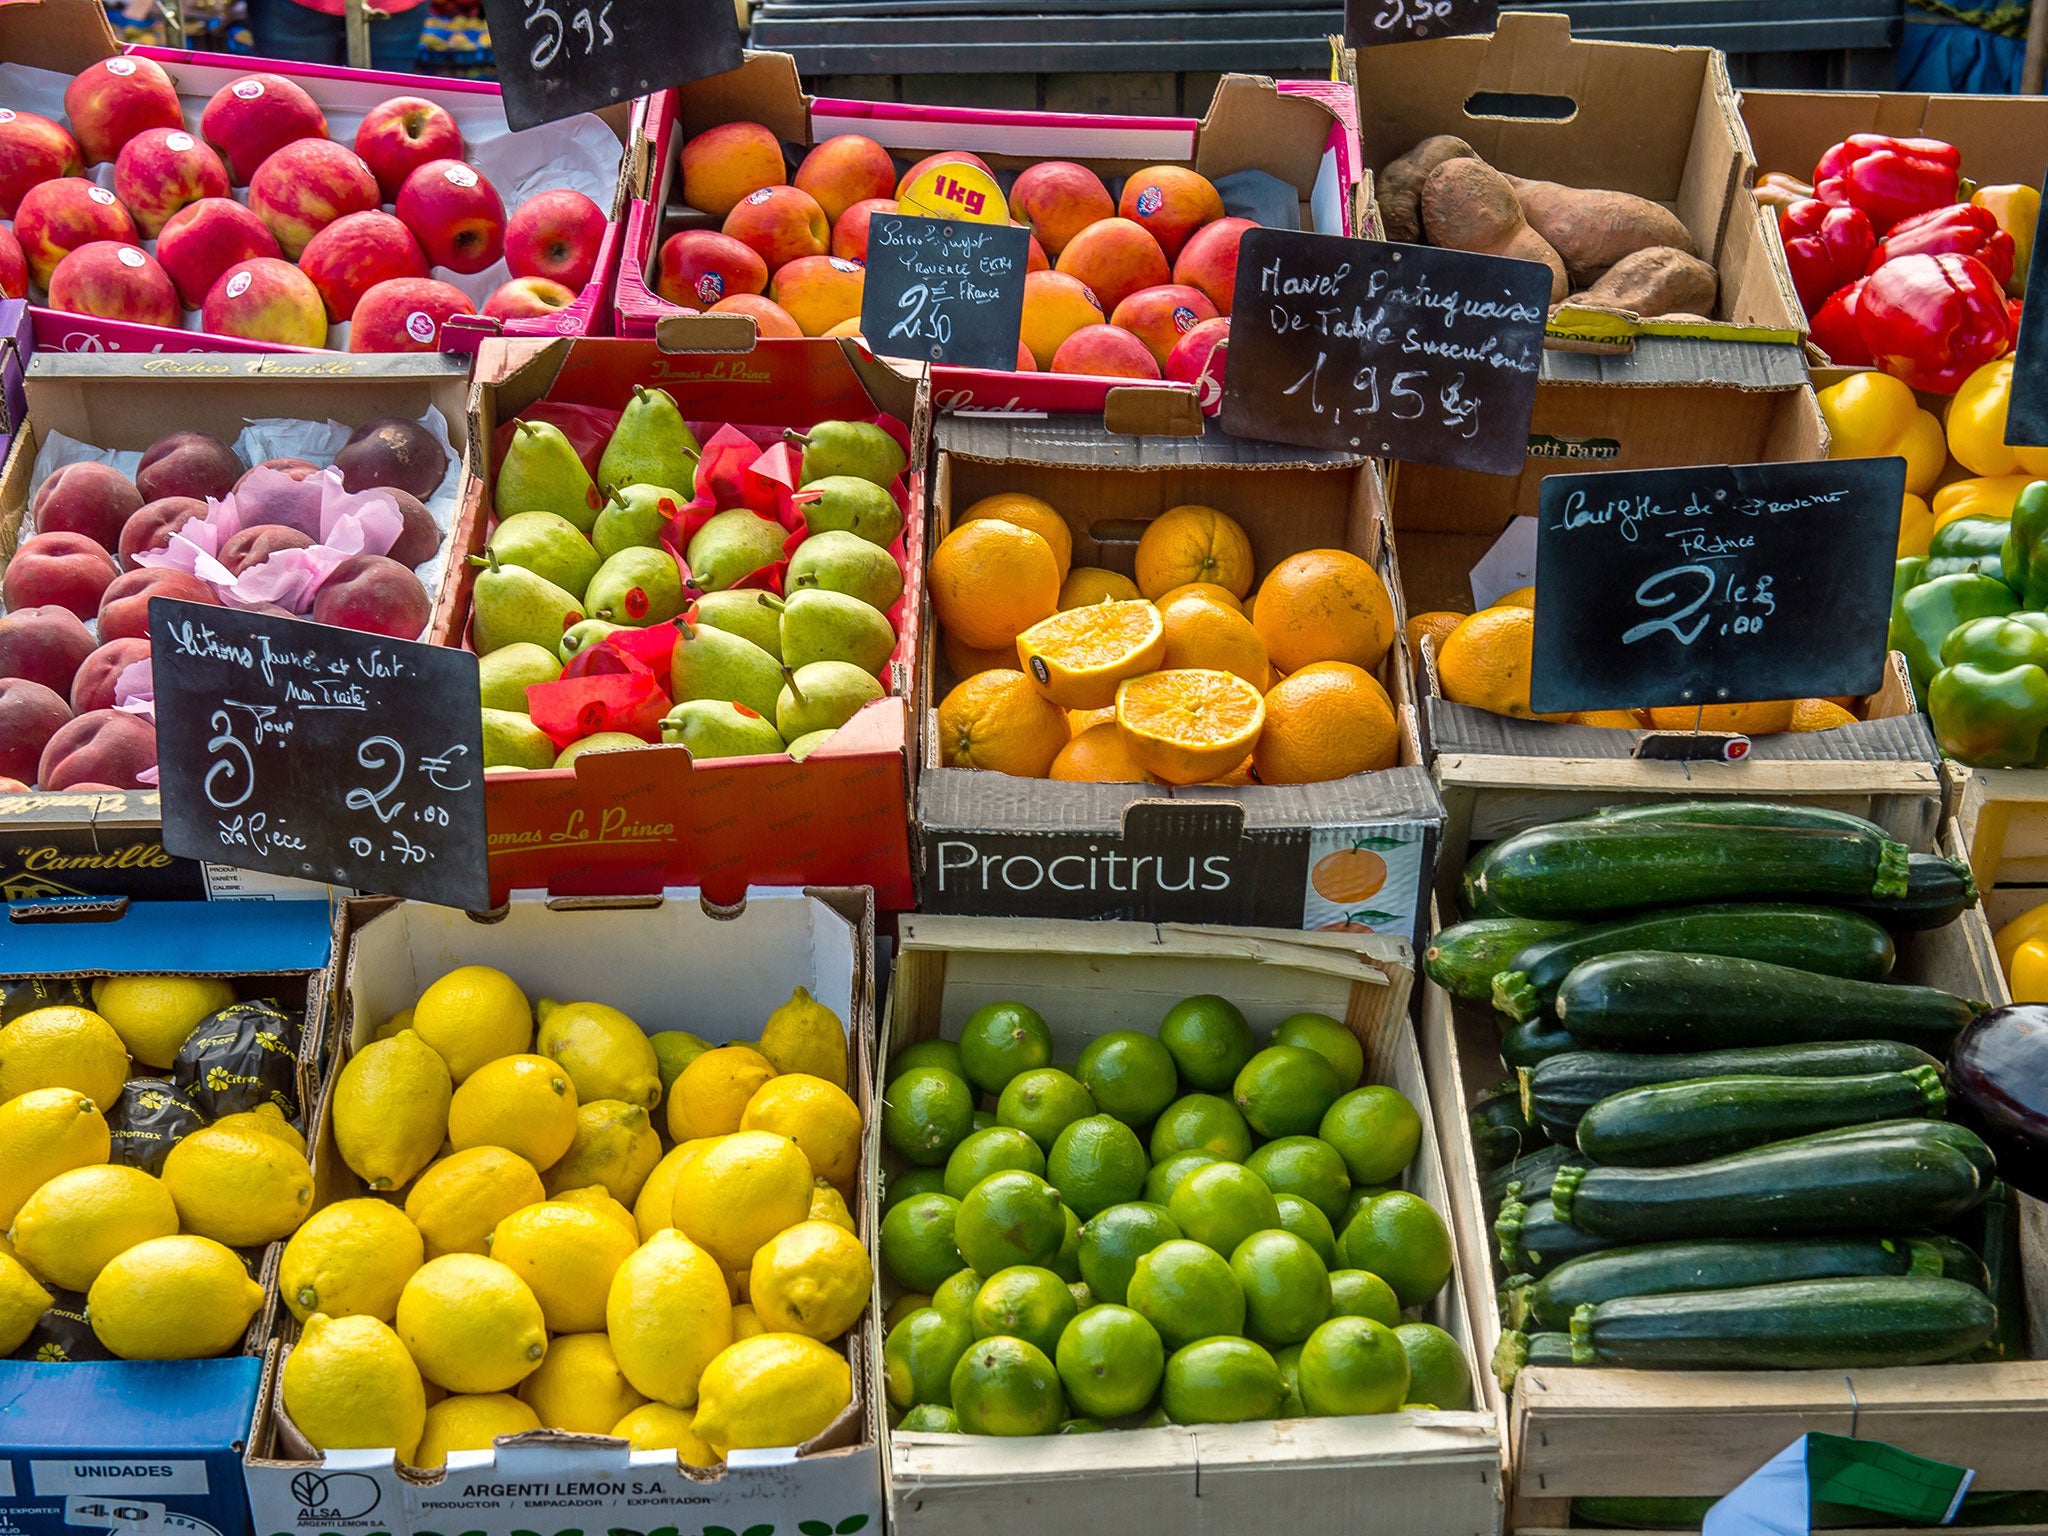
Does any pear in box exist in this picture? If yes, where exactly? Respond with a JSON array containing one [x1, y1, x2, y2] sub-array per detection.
[[795, 476, 902, 548], [487, 511, 601, 597], [786, 420, 906, 486], [477, 642, 562, 712], [592, 483, 689, 562], [661, 699, 785, 761], [771, 588, 895, 673], [586, 547, 684, 627], [496, 420, 601, 533], [692, 589, 783, 660], [482, 707, 558, 770], [599, 386, 700, 493], [686, 508, 788, 592], [559, 617, 623, 664], [670, 621, 785, 722], [469, 550, 584, 656], [787, 530, 902, 611], [777, 660, 884, 741], [554, 732, 644, 768]]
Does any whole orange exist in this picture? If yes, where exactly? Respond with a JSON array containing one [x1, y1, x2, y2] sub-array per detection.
[[1253, 662, 1400, 785], [936, 669, 1071, 777], [929, 519, 1060, 649], [1251, 550, 1394, 674]]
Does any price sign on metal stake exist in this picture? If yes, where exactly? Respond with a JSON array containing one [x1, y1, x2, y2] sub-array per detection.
[[1347, 0, 1500, 44], [479, 0, 742, 132], [860, 213, 1029, 372]]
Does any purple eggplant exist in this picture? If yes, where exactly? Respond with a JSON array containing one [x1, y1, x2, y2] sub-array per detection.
[[1948, 1004, 2048, 1200]]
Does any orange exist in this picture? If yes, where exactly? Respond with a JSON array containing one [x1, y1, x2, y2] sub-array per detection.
[[1253, 662, 1399, 785], [1068, 707, 1115, 736], [1789, 698, 1859, 732], [1205, 758, 1256, 786], [945, 632, 1022, 681], [1645, 701, 1796, 735], [1060, 567, 1140, 610], [1251, 550, 1394, 675], [1050, 723, 1158, 783], [1568, 710, 1644, 729], [1157, 582, 1244, 614], [1158, 594, 1269, 687], [962, 493, 1073, 579], [1436, 607, 1564, 721], [929, 520, 1061, 649], [1134, 506, 1254, 600], [1405, 612, 1463, 660], [1115, 669, 1265, 786], [1014, 600, 1167, 709], [937, 669, 1071, 777], [1489, 585, 1535, 608]]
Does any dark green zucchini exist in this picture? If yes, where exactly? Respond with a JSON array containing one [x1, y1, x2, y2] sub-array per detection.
[[1492, 903, 1895, 1023], [1480, 1144, 1584, 1217], [1835, 853, 1979, 931], [1470, 1079, 1543, 1170], [1500, 1017, 1579, 1069], [1497, 1192, 1618, 1274], [1425, 917, 1579, 1002], [1522, 1041, 1945, 1145], [1550, 1120, 1987, 1241], [1574, 1068, 1946, 1166], [1554, 951, 1985, 1053], [1491, 1330, 1575, 1391], [1798, 1117, 1996, 1184], [1463, 821, 1911, 919], [1569, 1275, 1996, 1368], [1964, 1178, 2025, 1361], [1586, 801, 1893, 838], [1918, 1234, 1990, 1292]]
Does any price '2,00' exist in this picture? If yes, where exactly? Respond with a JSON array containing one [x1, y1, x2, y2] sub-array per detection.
[[1622, 566, 1778, 647], [523, 0, 613, 69]]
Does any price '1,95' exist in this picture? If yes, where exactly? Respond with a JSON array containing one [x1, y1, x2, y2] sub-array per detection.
[[1284, 352, 1482, 438], [1624, 565, 1779, 648], [523, 0, 613, 69]]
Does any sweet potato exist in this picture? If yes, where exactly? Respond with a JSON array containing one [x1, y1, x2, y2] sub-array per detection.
[[1503, 174, 1697, 288], [1574, 246, 1719, 318], [1376, 134, 1476, 244], [1419, 158, 1567, 303]]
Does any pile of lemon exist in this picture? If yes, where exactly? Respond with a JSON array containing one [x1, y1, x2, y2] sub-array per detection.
[[280, 965, 871, 1471]]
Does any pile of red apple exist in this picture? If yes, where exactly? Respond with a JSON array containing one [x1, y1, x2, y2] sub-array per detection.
[[0, 54, 610, 348], [659, 123, 1239, 384]]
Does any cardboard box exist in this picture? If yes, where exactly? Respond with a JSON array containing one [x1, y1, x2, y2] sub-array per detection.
[[915, 413, 1445, 943], [0, 0, 635, 355], [1350, 13, 1807, 376], [1743, 87, 2048, 203], [243, 886, 880, 1536], [0, 298, 30, 443], [877, 914, 1503, 1536], [0, 896, 338, 1536], [615, 54, 1361, 414]]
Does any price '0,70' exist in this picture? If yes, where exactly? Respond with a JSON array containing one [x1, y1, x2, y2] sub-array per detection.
[[1284, 352, 1481, 438], [1623, 565, 1778, 647], [523, 0, 613, 69]]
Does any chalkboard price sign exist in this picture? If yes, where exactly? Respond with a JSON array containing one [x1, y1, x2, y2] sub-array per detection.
[[2005, 170, 2048, 449], [859, 214, 1030, 372], [1347, 0, 1500, 45], [479, 0, 742, 132], [1527, 457, 1908, 716], [1219, 229, 1550, 474], [150, 601, 491, 910]]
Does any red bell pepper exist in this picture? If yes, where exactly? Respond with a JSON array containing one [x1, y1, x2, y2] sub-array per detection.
[[1869, 203, 2016, 289], [1815, 134, 1962, 233], [1781, 199, 1877, 313], [1811, 276, 1874, 365], [1856, 252, 2014, 393]]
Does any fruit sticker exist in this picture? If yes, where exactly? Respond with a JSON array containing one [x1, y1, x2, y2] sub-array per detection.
[[899, 161, 1010, 224], [231, 77, 264, 98], [404, 310, 438, 344], [1301, 828, 1426, 937], [225, 269, 253, 299], [106, 58, 138, 76], [1135, 185, 1165, 217], [696, 271, 725, 304]]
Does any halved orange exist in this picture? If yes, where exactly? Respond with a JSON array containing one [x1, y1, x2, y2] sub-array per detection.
[[1115, 668, 1265, 785], [1014, 599, 1166, 708]]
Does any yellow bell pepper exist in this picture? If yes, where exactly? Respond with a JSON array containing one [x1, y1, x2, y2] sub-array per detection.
[[1932, 474, 2040, 534], [1995, 899, 2048, 972], [1897, 493, 1934, 558], [1946, 358, 2048, 478], [1973, 183, 2039, 296], [2011, 939, 2048, 1002], [1817, 372, 1947, 497]]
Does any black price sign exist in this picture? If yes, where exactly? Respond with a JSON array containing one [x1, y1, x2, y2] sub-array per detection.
[[1219, 229, 1549, 474], [1347, 0, 1499, 44], [859, 214, 1029, 372], [1527, 458, 1907, 716], [479, 0, 742, 132], [150, 601, 490, 910], [2005, 170, 2048, 449]]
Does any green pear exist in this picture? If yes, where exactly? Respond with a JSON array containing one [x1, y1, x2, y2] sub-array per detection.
[[769, 588, 896, 673], [794, 475, 903, 547], [670, 620, 784, 721], [477, 642, 562, 712], [592, 483, 688, 562], [686, 508, 789, 592], [554, 731, 645, 768], [660, 699, 786, 761], [469, 549, 585, 656], [496, 419, 602, 533], [786, 530, 903, 611], [482, 706, 557, 769], [559, 617, 623, 663], [776, 660, 884, 740], [693, 589, 784, 659], [599, 385, 701, 492], [488, 510, 602, 597], [786, 420, 907, 486], [585, 547, 684, 627], [785, 728, 836, 761]]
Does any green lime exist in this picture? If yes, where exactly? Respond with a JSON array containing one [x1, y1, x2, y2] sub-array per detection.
[[1148, 1094, 1252, 1164], [884, 1292, 933, 1332], [944, 1126, 1047, 1200], [1125, 1405, 1170, 1429], [1077, 1201, 1180, 1305], [1142, 1149, 1221, 1205], [1167, 1161, 1281, 1256], [650, 1030, 711, 1094], [1047, 1114, 1149, 1218], [1246, 1136, 1351, 1223], [997, 1068, 1096, 1151], [1050, 1203, 1083, 1283], [971, 1266, 1078, 1359], [956, 1169, 1065, 1275], [880, 1192, 966, 1292], [885, 1306, 975, 1409], [1327, 1269, 1401, 1327], [1056, 1302, 1165, 1418], [1273, 1194, 1339, 1266], [1068, 1280, 1092, 1311], [958, 1001, 1054, 1097], [1339, 1192, 1452, 1308], [891, 1038, 965, 1080], [1230, 1229, 1332, 1346], [1274, 1341, 1305, 1416], [972, 1109, 997, 1132], [1233, 1045, 1341, 1139], [1158, 995, 1257, 1091], [932, 1266, 983, 1324], [1319, 1085, 1422, 1185], [1271, 1012, 1365, 1091], [1060, 1418, 1108, 1434], [1076, 1031, 1180, 1126], [951, 1335, 1066, 1435], [1126, 1238, 1245, 1349], [1297, 1316, 1409, 1416], [1340, 1184, 1393, 1230], [884, 1166, 948, 1212], [899, 1403, 959, 1432], [1395, 1321, 1473, 1410], [884, 1067, 977, 1166], [1162, 1336, 1284, 1424]]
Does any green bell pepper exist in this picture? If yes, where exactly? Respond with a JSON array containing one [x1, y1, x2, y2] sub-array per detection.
[[1925, 515, 2011, 583], [1928, 662, 2048, 766], [1941, 612, 2048, 671], [1894, 571, 2020, 696], [1997, 480, 2048, 608]]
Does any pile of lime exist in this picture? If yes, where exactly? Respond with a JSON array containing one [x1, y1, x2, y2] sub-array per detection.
[[877, 995, 1469, 1435]]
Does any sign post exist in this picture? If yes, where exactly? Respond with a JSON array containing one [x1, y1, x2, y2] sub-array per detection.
[[478, 0, 744, 132]]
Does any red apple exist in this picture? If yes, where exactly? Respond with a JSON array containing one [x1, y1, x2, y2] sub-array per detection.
[[47, 242, 179, 328], [0, 109, 85, 219], [395, 159, 506, 275], [721, 185, 829, 272], [200, 73, 329, 185], [482, 276, 577, 322], [114, 128, 231, 239], [794, 135, 897, 226], [156, 197, 280, 310], [831, 198, 893, 263], [63, 56, 183, 167], [0, 227, 24, 300], [654, 228, 767, 310], [247, 139, 380, 261], [347, 277, 475, 352], [201, 256, 327, 347], [353, 95, 463, 201], [504, 189, 606, 291], [14, 177, 138, 291], [298, 210, 429, 322]]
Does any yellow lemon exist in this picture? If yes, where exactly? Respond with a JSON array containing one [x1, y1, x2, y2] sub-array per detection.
[[89, 1234, 264, 1360], [605, 1228, 733, 1407], [670, 1130, 812, 1270], [375, 1006, 416, 1042], [161, 1125, 313, 1246], [691, 1334, 851, 1454], [411, 966, 533, 1083], [545, 1100, 660, 1205], [667, 1045, 777, 1142], [0, 1088, 109, 1226], [537, 1002, 662, 1111], [414, 1393, 539, 1469], [551, 1183, 638, 1240], [0, 1251, 50, 1354], [333, 1030, 451, 1191], [448, 1054, 579, 1170], [11, 1164, 178, 1292], [749, 1220, 872, 1342], [731, 1302, 765, 1340], [740, 1074, 862, 1190], [91, 976, 237, 1069], [809, 1179, 855, 1234], [404, 1148, 546, 1259], [284, 1312, 427, 1463], [633, 1139, 717, 1243], [488, 1201, 637, 1334], [612, 1402, 718, 1463], [280, 1198, 425, 1323], [397, 1254, 548, 1394], [756, 988, 849, 1089], [517, 1331, 647, 1433], [209, 1103, 307, 1157], [0, 1007, 127, 1108]]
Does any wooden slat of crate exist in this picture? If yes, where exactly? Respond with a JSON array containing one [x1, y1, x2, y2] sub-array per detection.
[[1958, 765, 2048, 891]]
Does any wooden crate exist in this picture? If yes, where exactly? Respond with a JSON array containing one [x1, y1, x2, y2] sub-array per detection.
[[1956, 764, 2048, 939]]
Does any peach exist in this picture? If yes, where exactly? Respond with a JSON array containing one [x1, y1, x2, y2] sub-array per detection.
[[0, 607, 95, 696], [64, 56, 183, 167], [768, 254, 864, 336], [4, 533, 120, 620], [14, 178, 138, 291], [1056, 218, 1169, 314], [1118, 166, 1224, 261], [681, 121, 786, 219], [312, 554, 431, 639], [1051, 323, 1161, 379], [39, 707, 157, 791], [98, 567, 221, 643], [138, 432, 243, 504], [1172, 215, 1256, 316], [707, 292, 803, 338], [1019, 269, 1105, 368], [298, 211, 429, 323], [201, 73, 329, 185], [483, 276, 576, 322], [47, 242, 179, 328], [0, 109, 84, 219], [347, 277, 475, 353], [1014, 340, 1036, 371], [505, 189, 606, 291], [156, 197, 280, 310], [354, 95, 463, 201], [248, 139, 380, 261], [395, 159, 505, 274], [823, 318, 863, 338], [377, 487, 440, 567], [0, 228, 22, 300], [31, 461, 141, 552], [0, 679, 70, 784], [897, 151, 992, 199], [1009, 162, 1114, 257], [113, 128, 230, 239], [201, 256, 327, 348], [1111, 283, 1220, 368], [70, 638, 151, 715], [119, 498, 209, 567], [794, 135, 897, 226], [1164, 315, 1231, 406], [225, 466, 324, 537], [722, 185, 829, 272], [334, 418, 447, 499], [1026, 235, 1049, 273], [219, 524, 314, 576], [237, 456, 319, 492], [655, 227, 767, 310]]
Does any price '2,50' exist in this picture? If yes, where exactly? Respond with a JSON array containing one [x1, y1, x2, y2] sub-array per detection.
[[1373, 0, 1458, 30], [1622, 565, 1778, 647], [889, 284, 953, 344], [523, 0, 613, 68]]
